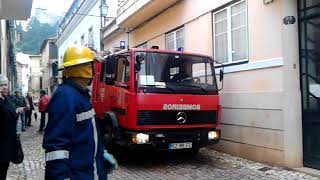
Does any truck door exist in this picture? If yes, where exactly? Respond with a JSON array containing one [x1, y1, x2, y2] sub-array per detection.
[[112, 55, 131, 127]]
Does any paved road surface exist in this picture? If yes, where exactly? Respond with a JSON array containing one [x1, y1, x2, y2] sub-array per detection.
[[7, 119, 318, 180]]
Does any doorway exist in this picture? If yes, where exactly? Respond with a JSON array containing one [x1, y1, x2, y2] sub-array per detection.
[[298, 0, 320, 169]]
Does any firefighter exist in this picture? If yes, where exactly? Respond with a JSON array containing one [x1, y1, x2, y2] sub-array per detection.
[[43, 45, 116, 180]]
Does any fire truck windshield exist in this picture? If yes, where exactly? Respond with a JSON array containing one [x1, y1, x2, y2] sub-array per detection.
[[136, 52, 218, 95]]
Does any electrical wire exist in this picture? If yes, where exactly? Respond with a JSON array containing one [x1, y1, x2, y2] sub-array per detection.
[[35, 7, 102, 17]]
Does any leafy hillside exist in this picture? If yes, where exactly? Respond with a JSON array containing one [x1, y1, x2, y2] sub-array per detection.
[[16, 17, 59, 55]]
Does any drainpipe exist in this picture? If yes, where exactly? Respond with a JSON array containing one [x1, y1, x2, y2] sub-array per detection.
[[100, 0, 104, 51], [126, 29, 131, 49], [281, 0, 303, 168]]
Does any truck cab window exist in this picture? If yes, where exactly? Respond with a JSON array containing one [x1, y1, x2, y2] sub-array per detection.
[[136, 52, 217, 94], [103, 56, 116, 84], [100, 62, 106, 82], [115, 56, 130, 84], [170, 67, 180, 79]]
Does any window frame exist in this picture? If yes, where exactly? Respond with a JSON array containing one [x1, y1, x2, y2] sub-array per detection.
[[165, 27, 185, 51], [213, 0, 248, 65], [114, 56, 131, 87]]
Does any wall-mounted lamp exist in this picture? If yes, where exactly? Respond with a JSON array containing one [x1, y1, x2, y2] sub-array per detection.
[[100, 3, 109, 17], [263, 0, 273, 5]]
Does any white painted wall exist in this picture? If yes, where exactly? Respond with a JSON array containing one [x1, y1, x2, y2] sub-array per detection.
[[56, 0, 101, 67], [29, 55, 41, 96], [1, 20, 8, 76], [107, 0, 120, 17], [16, 53, 31, 95]]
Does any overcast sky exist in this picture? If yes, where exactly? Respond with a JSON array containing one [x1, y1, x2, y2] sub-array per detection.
[[31, 0, 74, 16], [19, 0, 74, 29]]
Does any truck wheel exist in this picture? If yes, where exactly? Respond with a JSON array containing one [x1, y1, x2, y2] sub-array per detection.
[[103, 124, 113, 152]]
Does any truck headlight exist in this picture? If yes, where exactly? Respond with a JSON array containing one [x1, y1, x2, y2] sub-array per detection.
[[132, 133, 149, 144], [208, 131, 219, 140]]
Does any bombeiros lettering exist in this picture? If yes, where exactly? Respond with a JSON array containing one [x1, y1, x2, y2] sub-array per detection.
[[163, 104, 201, 110]]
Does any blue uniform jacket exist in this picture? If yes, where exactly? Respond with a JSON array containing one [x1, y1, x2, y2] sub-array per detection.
[[43, 79, 106, 180]]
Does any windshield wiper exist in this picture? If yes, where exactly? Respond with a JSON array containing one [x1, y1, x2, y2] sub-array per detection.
[[174, 84, 207, 93]]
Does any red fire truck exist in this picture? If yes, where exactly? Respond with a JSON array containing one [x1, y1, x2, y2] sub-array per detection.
[[92, 48, 223, 155]]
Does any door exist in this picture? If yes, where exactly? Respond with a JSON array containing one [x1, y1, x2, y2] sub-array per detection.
[[112, 55, 132, 127], [299, 0, 320, 169]]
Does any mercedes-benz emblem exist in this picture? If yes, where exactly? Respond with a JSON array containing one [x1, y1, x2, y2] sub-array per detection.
[[176, 112, 187, 124]]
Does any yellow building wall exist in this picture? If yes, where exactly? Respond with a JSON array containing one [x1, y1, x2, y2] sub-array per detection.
[[102, 0, 302, 167], [147, 35, 166, 49], [185, 13, 213, 57], [129, 0, 283, 62], [103, 30, 128, 51], [248, 0, 283, 61]]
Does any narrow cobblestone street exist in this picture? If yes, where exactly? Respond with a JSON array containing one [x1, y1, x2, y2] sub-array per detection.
[[2, 0, 320, 179], [5, 119, 319, 180]]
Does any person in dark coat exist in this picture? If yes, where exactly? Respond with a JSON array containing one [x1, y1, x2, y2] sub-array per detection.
[[0, 75, 23, 179], [25, 92, 35, 126], [13, 89, 27, 132]]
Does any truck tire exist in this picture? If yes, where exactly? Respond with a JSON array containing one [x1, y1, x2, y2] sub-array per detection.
[[103, 124, 113, 152]]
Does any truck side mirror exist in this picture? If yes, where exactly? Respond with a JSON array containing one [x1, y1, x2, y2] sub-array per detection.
[[219, 69, 224, 82], [135, 58, 141, 72], [135, 64, 141, 72], [135, 54, 144, 72]]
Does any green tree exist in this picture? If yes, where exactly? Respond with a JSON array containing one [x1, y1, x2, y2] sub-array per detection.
[[16, 17, 58, 55]]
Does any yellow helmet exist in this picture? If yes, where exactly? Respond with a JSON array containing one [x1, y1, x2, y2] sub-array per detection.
[[62, 45, 95, 78], [62, 45, 94, 68]]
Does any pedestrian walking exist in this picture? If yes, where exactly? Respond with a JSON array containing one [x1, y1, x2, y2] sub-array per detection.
[[25, 92, 35, 126], [43, 45, 117, 180], [33, 96, 39, 121], [0, 75, 23, 179], [34, 111, 38, 122], [38, 90, 50, 132], [13, 88, 27, 132]]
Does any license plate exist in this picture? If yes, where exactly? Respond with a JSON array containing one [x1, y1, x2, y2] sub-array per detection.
[[169, 142, 192, 149]]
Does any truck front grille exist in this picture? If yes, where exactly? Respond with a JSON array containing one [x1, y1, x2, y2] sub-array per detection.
[[137, 110, 217, 126]]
